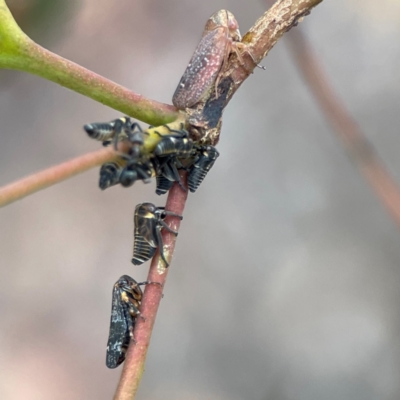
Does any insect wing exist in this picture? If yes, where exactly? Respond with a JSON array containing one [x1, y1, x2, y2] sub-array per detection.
[[132, 227, 157, 265], [172, 27, 229, 109], [135, 207, 158, 248], [188, 146, 219, 192], [106, 276, 144, 368], [156, 174, 174, 195], [84, 121, 114, 142], [106, 283, 131, 368], [132, 205, 158, 265]]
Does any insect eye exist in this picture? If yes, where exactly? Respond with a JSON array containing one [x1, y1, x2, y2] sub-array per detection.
[[120, 170, 138, 187], [131, 288, 142, 299], [227, 18, 238, 31], [147, 204, 156, 213], [83, 124, 95, 137]]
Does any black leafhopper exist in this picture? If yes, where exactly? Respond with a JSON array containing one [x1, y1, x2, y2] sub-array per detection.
[[132, 203, 183, 267], [106, 275, 161, 369]]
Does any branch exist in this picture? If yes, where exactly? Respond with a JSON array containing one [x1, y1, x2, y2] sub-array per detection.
[[0, 0, 178, 125], [186, 0, 323, 144], [112, 1, 325, 398], [0, 144, 131, 207], [0, 117, 191, 208], [233, 0, 322, 89], [282, 18, 400, 227], [114, 173, 188, 400]]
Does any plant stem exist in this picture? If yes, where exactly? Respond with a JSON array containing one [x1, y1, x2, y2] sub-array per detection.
[[0, 0, 178, 125], [0, 145, 129, 207], [114, 173, 188, 400], [112, 1, 325, 397], [283, 19, 400, 228]]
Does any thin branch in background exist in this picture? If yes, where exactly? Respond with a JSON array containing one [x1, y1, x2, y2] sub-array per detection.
[[114, 173, 188, 400], [284, 27, 400, 226]]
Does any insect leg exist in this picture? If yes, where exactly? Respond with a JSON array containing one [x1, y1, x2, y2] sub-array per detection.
[[154, 227, 169, 267], [234, 42, 266, 70], [130, 122, 143, 132], [158, 219, 179, 236], [161, 124, 188, 138], [137, 280, 164, 288], [161, 210, 183, 220], [153, 124, 188, 139], [152, 129, 163, 138], [136, 164, 153, 183], [111, 118, 128, 151], [171, 162, 187, 192]]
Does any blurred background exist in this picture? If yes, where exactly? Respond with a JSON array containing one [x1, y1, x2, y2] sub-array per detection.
[[1, 0, 400, 399]]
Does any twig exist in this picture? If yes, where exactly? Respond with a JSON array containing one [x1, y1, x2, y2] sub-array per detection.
[[231, 0, 323, 87], [284, 25, 400, 226], [0, 0, 178, 125], [114, 173, 188, 400], [0, 143, 130, 207], [186, 0, 323, 144], [14, 43, 179, 125]]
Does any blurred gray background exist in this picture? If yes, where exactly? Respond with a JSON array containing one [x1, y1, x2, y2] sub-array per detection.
[[1, 0, 400, 399]]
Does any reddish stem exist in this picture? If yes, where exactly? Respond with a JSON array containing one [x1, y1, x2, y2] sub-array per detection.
[[285, 29, 400, 227], [0, 144, 130, 207], [114, 172, 189, 400]]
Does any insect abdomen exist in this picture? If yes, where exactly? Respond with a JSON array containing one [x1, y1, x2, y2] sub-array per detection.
[[132, 233, 156, 265], [156, 174, 174, 196], [106, 312, 131, 368], [188, 146, 220, 193], [154, 137, 193, 157], [99, 160, 126, 190], [84, 122, 114, 143]]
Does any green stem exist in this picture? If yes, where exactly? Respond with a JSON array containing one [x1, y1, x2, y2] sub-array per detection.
[[0, 0, 178, 125]]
